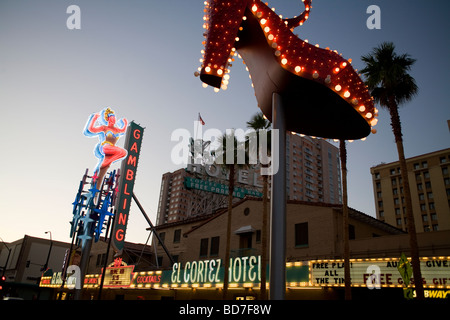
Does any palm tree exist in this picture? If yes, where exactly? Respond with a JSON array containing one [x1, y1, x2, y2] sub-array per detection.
[[339, 139, 351, 300], [360, 42, 423, 299], [214, 131, 248, 299], [246, 112, 271, 300], [246, 112, 271, 132]]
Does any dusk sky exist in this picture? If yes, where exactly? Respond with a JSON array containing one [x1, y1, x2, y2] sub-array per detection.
[[0, 0, 449, 245]]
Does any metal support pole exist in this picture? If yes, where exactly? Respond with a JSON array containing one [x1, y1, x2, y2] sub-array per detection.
[[58, 231, 77, 300], [98, 212, 115, 300], [152, 231, 160, 268], [132, 193, 175, 265], [74, 233, 93, 300], [270, 92, 286, 300], [42, 232, 53, 271]]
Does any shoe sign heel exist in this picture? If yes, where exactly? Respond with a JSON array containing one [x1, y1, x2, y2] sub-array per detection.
[[200, 0, 249, 89], [199, 0, 377, 140]]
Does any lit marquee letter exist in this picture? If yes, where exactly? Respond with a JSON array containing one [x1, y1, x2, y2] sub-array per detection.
[[127, 155, 137, 167], [115, 229, 124, 242], [133, 129, 141, 140], [126, 169, 134, 181]]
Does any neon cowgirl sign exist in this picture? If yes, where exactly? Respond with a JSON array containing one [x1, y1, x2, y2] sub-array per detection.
[[82, 108, 144, 254], [84, 107, 128, 184]]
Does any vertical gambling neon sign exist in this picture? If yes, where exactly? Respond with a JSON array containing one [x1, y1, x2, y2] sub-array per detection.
[[112, 121, 144, 254]]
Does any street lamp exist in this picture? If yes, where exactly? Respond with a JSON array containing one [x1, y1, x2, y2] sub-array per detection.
[[42, 231, 53, 272]]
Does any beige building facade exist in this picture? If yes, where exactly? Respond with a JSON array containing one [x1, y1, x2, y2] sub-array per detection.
[[153, 198, 419, 269], [370, 148, 450, 233]]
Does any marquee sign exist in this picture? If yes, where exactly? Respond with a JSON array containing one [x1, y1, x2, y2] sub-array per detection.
[[166, 256, 308, 288], [112, 121, 144, 254], [103, 258, 135, 288], [40, 273, 99, 288], [171, 256, 265, 287], [131, 271, 163, 288], [310, 257, 450, 288]]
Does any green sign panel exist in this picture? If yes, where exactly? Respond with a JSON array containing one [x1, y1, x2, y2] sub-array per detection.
[[169, 256, 309, 287], [184, 177, 262, 198]]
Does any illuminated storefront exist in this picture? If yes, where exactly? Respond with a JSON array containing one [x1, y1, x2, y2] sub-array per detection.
[[40, 255, 450, 300]]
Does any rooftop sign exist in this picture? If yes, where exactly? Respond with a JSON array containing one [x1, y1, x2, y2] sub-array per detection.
[[184, 177, 262, 199]]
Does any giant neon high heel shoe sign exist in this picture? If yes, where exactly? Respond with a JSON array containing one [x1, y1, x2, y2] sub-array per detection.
[[198, 0, 378, 140], [197, 0, 378, 300]]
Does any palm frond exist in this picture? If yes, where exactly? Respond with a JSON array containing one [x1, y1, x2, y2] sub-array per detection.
[[360, 41, 418, 108]]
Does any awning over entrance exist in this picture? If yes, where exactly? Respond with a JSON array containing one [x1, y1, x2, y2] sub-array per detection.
[[234, 225, 256, 234]]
